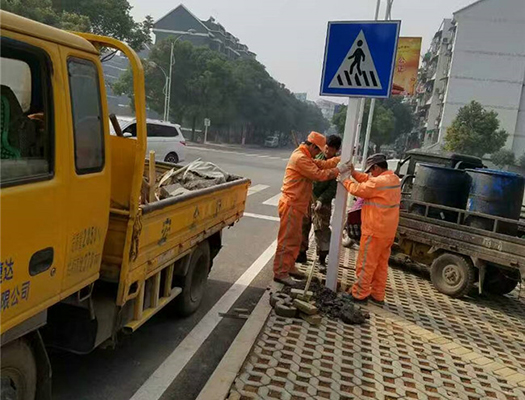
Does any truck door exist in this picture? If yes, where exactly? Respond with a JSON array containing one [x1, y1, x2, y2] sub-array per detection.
[[0, 35, 66, 333], [59, 50, 111, 293]]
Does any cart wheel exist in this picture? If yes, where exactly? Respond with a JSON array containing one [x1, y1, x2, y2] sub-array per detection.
[[1, 338, 37, 400], [430, 253, 475, 298], [174, 241, 210, 316], [483, 267, 520, 295]]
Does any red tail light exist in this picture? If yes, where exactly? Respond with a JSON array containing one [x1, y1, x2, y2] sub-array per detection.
[[181, 141, 186, 146]]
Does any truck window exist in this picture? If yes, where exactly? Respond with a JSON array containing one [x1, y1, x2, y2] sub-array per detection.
[[68, 58, 104, 174], [0, 38, 53, 187], [147, 123, 179, 137]]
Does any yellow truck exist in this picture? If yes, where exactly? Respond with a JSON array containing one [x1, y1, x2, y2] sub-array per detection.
[[0, 11, 250, 399]]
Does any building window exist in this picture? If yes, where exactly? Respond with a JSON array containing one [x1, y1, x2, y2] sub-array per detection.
[[68, 58, 105, 174], [0, 37, 54, 187]]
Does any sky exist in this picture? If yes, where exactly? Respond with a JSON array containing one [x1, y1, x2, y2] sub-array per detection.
[[128, 0, 476, 104]]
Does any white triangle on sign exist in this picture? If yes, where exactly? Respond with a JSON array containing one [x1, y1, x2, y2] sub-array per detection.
[[329, 30, 382, 90]]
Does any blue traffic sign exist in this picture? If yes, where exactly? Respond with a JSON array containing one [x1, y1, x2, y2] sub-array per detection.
[[320, 21, 401, 98]]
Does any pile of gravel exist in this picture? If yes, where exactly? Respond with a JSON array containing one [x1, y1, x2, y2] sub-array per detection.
[[281, 279, 369, 325]]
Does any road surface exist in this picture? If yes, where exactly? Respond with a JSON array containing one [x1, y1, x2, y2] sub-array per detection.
[[50, 144, 293, 400]]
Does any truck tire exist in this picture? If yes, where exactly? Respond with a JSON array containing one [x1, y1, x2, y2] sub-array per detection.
[[430, 253, 475, 298], [484, 268, 519, 295], [175, 241, 210, 316], [1, 338, 37, 400]]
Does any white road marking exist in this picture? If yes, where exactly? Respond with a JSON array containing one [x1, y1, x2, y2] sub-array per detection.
[[247, 184, 269, 196], [244, 212, 280, 222], [262, 193, 281, 207], [195, 289, 274, 400], [129, 240, 278, 400], [188, 146, 287, 161]]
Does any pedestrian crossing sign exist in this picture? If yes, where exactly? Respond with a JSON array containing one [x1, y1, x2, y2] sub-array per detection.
[[320, 21, 401, 98]]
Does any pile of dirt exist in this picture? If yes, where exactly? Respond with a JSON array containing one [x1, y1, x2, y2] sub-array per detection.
[[281, 279, 369, 325]]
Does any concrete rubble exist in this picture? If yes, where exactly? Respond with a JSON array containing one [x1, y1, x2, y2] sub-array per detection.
[[270, 279, 369, 325]]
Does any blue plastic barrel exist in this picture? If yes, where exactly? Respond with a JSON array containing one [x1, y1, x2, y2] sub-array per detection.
[[466, 169, 525, 235], [411, 164, 471, 221]]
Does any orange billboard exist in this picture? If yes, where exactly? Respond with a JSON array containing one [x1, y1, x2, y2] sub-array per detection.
[[392, 37, 422, 96]]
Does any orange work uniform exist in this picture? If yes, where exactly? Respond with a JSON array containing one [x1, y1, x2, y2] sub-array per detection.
[[273, 145, 340, 279], [342, 170, 401, 301]]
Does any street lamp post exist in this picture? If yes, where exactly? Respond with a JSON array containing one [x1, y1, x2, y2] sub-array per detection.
[[149, 29, 196, 122], [166, 29, 196, 122]]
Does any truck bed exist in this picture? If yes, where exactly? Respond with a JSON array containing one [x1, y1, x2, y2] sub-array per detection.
[[101, 161, 250, 309], [397, 199, 525, 271]]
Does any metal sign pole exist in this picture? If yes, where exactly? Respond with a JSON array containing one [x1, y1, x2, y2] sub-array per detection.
[[361, 0, 394, 167], [325, 98, 361, 290], [319, 7, 399, 291], [354, 98, 366, 164], [355, 0, 382, 163], [325, 0, 383, 290]]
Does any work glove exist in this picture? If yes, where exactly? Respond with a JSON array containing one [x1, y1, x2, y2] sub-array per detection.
[[337, 161, 353, 174], [314, 200, 323, 211]]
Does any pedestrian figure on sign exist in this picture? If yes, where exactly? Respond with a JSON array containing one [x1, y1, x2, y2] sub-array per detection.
[[348, 40, 365, 75]]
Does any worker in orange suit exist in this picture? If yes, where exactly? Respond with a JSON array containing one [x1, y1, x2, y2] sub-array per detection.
[[273, 131, 351, 286], [340, 153, 401, 305]]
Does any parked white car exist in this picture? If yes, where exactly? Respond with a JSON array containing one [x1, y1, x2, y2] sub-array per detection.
[[264, 135, 279, 148], [112, 117, 186, 164]]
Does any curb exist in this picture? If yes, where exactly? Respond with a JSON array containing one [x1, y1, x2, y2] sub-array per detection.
[[195, 284, 280, 400]]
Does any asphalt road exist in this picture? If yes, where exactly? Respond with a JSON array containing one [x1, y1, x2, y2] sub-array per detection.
[[50, 144, 293, 400]]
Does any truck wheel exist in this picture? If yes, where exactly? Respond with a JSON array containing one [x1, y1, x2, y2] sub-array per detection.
[[175, 242, 210, 316], [1, 339, 37, 400], [164, 152, 179, 164], [484, 268, 519, 295], [430, 253, 475, 298]]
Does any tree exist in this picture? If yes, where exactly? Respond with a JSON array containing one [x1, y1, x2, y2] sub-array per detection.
[[2, 0, 90, 31], [519, 153, 525, 169], [332, 105, 347, 135], [370, 105, 395, 153], [382, 96, 414, 143], [444, 101, 508, 157], [332, 96, 414, 152], [358, 98, 407, 153], [491, 149, 515, 168], [113, 38, 329, 144], [3, 0, 153, 50]]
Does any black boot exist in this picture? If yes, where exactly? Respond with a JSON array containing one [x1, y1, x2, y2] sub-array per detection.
[[318, 251, 328, 266], [296, 251, 307, 263]]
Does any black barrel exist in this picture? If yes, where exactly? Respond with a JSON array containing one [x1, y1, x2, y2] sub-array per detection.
[[410, 164, 471, 221], [465, 169, 525, 235]]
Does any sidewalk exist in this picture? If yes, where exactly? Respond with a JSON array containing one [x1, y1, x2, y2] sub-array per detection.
[[225, 247, 525, 400]]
